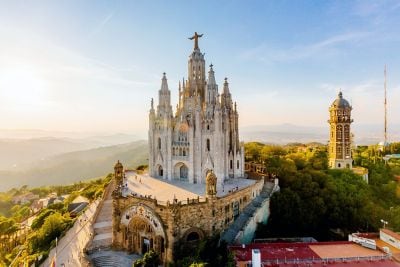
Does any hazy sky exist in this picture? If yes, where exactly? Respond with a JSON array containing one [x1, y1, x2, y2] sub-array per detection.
[[0, 0, 399, 137]]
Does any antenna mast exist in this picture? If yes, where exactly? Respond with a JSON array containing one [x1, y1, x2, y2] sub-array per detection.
[[384, 65, 388, 144]]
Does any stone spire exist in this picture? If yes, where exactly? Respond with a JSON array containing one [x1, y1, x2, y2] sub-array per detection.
[[221, 77, 232, 109], [205, 64, 218, 108], [223, 77, 230, 94], [158, 72, 172, 115], [161, 72, 169, 92], [150, 98, 154, 111], [207, 64, 216, 85]]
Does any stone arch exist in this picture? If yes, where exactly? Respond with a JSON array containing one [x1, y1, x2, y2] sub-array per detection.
[[120, 204, 167, 258], [174, 162, 189, 181], [156, 165, 163, 178], [183, 227, 204, 243]]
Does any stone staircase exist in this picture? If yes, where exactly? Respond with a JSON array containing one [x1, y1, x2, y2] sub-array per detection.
[[220, 180, 277, 244], [89, 183, 114, 250], [89, 250, 141, 267]]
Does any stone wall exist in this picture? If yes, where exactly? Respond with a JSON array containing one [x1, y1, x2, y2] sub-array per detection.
[[112, 179, 264, 263]]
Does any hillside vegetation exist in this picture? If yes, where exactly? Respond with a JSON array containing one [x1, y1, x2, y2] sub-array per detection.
[[246, 142, 400, 240], [0, 175, 112, 266]]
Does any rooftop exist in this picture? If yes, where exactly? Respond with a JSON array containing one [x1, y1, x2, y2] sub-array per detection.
[[121, 170, 256, 202], [381, 228, 400, 241], [230, 241, 400, 267]]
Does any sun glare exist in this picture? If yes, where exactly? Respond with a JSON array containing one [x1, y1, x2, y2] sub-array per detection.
[[0, 65, 48, 111]]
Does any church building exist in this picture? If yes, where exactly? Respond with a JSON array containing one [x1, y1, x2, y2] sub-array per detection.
[[148, 32, 245, 186]]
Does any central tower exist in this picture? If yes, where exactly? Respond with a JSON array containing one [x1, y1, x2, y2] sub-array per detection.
[[148, 33, 245, 186]]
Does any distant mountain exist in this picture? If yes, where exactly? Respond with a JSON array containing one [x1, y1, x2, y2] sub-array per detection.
[[241, 124, 327, 144], [0, 140, 148, 192], [0, 133, 139, 170], [240, 123, 400, 145], [0, 128, 143, 140]]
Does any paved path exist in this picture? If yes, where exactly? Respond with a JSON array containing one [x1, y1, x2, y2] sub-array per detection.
[[40, 200, 99, 267], [122, 171, 256, 201]]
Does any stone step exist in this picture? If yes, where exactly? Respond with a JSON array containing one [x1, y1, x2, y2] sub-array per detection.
[[94, 221, 112, 229], [93, 232, 113, 241], [91, 237, 112, 248], [95, 226, 112, 235]]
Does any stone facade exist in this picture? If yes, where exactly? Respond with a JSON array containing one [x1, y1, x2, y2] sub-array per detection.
[[148, 33, 245, 187], [112, 165, 264, 264], [328, 91, 353, 169]]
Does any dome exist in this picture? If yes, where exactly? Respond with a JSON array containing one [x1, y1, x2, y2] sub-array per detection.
[[332, 91, 351, 108]]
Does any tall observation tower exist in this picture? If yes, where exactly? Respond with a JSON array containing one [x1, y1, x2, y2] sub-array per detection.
[[379, 65, 390, 151], [328, 91, 353, 169]]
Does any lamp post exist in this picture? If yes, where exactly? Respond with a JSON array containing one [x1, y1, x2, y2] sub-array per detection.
[[381, 219, 388, 229]]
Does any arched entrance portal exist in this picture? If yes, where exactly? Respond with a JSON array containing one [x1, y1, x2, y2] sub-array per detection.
[[174, 162, 188, 181], [126, 217, 165, 256], [121, 204, 167, 261]]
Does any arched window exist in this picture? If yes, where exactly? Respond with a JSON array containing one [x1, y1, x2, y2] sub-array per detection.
[[187, 232, 200, 242], [230, 160, 233, 169], [237, 160, 239, 169], [206, 139, 210, 151], [158, 138, 161, 150], [183, 149, 186, 156]]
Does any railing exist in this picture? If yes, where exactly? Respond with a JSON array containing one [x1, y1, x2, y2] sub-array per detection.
[[122, 192, 208, 207]]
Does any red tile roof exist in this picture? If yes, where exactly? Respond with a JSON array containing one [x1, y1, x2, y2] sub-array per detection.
[[229, 241, 400, 267]]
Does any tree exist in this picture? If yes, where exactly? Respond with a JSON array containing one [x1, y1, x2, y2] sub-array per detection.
[[132, 250, 159, 267], [244, 142, 264, 162], [27, 212, 71, 254], [31, 209, 55, 230]]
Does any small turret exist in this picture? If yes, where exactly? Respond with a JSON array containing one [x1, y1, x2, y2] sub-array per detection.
[[114, 160, 124, 185]]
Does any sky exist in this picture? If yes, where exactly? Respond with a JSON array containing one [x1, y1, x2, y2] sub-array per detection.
[[0, 0, 399, 138]]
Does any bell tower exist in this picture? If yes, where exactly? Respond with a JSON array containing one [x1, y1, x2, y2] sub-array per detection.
[[114, 160, 124, 185], [328, 92, 353, 169]]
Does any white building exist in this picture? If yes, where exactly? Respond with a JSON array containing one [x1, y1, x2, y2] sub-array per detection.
[[380, 228, 400, 249], [148, 33, 245, 186]]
